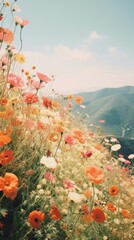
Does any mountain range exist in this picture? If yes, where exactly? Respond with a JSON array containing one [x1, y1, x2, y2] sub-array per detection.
[[74, 85, 134, 140], [72, 86, 134, 160]]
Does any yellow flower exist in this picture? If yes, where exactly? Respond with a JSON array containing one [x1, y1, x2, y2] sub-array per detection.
[[15, 54, 26, 64]]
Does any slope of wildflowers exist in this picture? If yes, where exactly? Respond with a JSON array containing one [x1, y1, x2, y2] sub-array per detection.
[[0, 1, 134, 240]]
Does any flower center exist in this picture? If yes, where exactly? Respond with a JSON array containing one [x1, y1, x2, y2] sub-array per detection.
[[34, 218, 39, 222]]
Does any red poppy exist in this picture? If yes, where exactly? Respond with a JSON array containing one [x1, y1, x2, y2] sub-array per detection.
[[0, 98, 8, 106], [85, 166, 104, 184], [82, 150, 92, 158], [108, 185, 119, 196], [42, 97, 53, 109], [91, 207, 106, 223], [0, 150, 13, 166], [50, 205, 62, 220], [28, 210, 45, 229]]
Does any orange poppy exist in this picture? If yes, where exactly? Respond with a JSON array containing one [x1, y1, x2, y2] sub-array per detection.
[[85, 166, 104, 184], [73, 129, 85, 144], [108, 185, 119, 196], [0, 98, 8, 106], [0, 28, 14, 44], [94, 143, 104, 151], [50, 205, 62, 220], [106, 202, 116, 212], [67, 95, 73, 100], [52, 100, 60, 108], [54, 125, 64, 133], [28, 210, 45, 229], [74, 96, 83, 105], [48, 132, 59, 142], [0, 134, 11, 146], [0, 150, 13, 166], [0, 177, 5, 191], [82, 214, 93, 224], [11, 118, 22, 126], [0, 108, 14, 119], [91, 207, 106, 223], [83, 190, 92, 198], [0, 173, 19, 200], [121, 209, 132, 218]]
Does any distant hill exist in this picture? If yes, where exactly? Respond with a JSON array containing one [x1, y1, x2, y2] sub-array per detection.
[[73, 86, 134, 139]]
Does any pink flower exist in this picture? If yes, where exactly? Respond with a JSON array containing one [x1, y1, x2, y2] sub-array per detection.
[[24, 119, 35, 130], [82, 150, 92, 158], [31, 80, 44, 90], [68, 102, 73, 109], [37, 72, 50, 83], [1, 55, 8, 65], [21, 19, 29, 27], [89, 132, 94, 137], [98, 120, 105, 123], [105, 165, 113, 171], [63, 179, 75, 189], [44, 172, 55, 182], [23, 92, 38, 104], [118, 157, 131, 165], [64, 135, 74, 145], [8, 73, 24, 88]]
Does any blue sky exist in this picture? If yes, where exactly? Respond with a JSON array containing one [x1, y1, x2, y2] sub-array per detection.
[[15, 0, 134, 93]]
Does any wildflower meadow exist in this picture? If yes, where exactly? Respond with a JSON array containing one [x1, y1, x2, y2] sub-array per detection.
[[0, 1, 134, 239]]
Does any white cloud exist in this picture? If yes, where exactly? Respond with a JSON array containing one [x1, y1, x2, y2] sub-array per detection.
[[23, 44, 134, 94], [84, 31, 106, 44], [54, 45, 92, 61], [90, 31, 104, 40]]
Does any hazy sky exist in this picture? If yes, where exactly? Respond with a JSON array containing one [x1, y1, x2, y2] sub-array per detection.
[[15, 0, 134, 93]]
